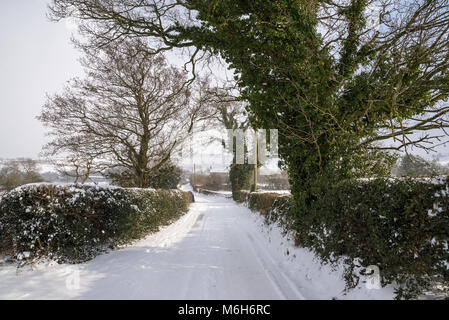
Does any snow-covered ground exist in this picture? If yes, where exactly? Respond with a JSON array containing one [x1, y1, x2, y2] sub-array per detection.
[[0, 191, 395, 300], [253, 190, 291, 195]]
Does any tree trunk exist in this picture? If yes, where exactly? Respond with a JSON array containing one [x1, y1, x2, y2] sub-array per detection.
[[134, 166, 149, 188]]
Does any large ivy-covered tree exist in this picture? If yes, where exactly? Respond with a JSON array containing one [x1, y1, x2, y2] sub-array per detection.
[[49, 0, 449, 204]]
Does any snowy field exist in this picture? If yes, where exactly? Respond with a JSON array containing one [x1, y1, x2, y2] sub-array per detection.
[[0, 189, 398, 300]]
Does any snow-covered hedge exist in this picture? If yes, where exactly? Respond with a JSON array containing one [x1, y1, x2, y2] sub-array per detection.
[[124, 188, 194, 241], [240, 178, 449, 299], [233, 190, 250, 203], [0, 184, 193, 264], [246, 192, 281, 216]]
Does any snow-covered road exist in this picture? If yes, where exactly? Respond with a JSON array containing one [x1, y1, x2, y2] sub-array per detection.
[[0, 192, 395, 300]]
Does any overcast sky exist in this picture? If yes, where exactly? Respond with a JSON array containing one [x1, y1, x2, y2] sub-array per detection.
[[0, 0, 82, 159], [1, 1, 448, 162]]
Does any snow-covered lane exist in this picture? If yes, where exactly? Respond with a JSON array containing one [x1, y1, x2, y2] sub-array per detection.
[[77, 195, 303, 299], [0, 194, 301, 299], [0, 192, 395, 300]]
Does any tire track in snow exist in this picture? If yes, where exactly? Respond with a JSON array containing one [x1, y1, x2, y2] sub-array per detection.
[[181, 193, 307, 300], [242, 231, 307, 300], [181, 206, 210, 299]]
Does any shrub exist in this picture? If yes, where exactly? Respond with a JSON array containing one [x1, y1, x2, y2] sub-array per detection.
[[267, 195, 293, 228], [0, 226, 12, 256], [124, 188, 191, 240], [148, 164, 182, 189], [234, 190, 250, 203], [182, 190, 195, 204], [106, 163, 182, 189], [0, 184, 131, 263], [306, 178, 449, 299], [0, 184, 193, 264], [247, 193, 279, 216], [240, 178, 449, 299], [106, 170, 136, 188]]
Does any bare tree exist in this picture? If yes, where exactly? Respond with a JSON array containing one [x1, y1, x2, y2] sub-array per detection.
[[207, 87, 248, 131], [0, 158, 44, 192], [50, 154, 94, 184], [38, 38, 213, 188]]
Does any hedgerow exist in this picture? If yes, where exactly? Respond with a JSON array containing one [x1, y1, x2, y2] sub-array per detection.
[[233, 190, 250, 204], [243, 178, 449, 299], [247, 193, 279, 216], [0, 184, 193, 264], [123, 188, 193, 241]]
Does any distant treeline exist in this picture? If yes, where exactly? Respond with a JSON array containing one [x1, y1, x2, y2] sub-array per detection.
[[0, 158, 44, 192], [392, 154, 449, 177], [191, 171, 290, 191]]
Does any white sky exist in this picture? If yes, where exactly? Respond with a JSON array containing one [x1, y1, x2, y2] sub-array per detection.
[[0, 0, 448, 163], [0, 0, 82, 159]]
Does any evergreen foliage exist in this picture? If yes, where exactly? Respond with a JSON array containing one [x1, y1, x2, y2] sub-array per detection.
[[107, 163, 182, 189], [229, 163, 253, 201], [395, 154, 448, 177], [246, 179, 449, 299], [0, 184, 193, 264], [148, 164, 182, 189]]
